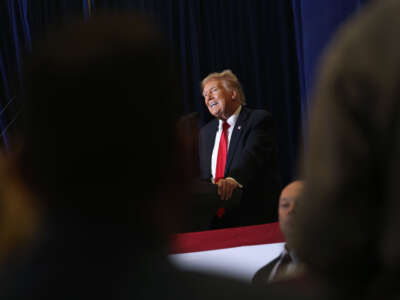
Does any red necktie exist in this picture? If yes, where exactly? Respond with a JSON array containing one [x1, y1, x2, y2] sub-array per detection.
[[215, 121, 230, 219], [215, 121, 230, 183]]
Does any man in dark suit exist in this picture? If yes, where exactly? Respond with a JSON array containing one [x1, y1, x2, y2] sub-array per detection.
[[252, 180, 304, 285], [199, 70, 280, 228]]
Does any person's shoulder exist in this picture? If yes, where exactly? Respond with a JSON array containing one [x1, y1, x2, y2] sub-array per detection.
[[240, 107, 273, 128], [200, 118, 218, 135], [242, 106, 272, 120], [252, 256, 280, 286]]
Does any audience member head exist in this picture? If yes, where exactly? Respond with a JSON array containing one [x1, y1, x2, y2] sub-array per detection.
[[292, 0, 400, 296], [201, 70, 245, 120], [278, 180, 304, 249], [4, 13, 187, 249]]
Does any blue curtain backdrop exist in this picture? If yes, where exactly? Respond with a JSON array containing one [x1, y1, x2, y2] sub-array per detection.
[[0, 0, 368, 186], [0, 0, 85, 150], [291, 0, 369, 131]]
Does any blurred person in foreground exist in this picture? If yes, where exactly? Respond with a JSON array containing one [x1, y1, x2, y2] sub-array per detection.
[[292, 0, 400, 298], [0, 13, 302, 300], [253, 180, 304, 285], [199, 70, 280, 229]]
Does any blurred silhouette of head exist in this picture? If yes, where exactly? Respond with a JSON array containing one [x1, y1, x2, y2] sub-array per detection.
[[13, 13, 186, 241], [293, 0, 400, 296]]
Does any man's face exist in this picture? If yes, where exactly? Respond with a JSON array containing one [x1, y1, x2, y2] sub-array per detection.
[[279, 195, 295, 238], [203, 80, 238, 120]]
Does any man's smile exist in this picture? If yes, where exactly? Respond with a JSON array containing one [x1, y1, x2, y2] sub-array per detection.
[[209, 101, 218, 108]]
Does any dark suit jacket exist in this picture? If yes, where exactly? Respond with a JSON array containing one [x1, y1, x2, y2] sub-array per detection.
[[199, 106, 280, 227], [252, 256, 281, 285]]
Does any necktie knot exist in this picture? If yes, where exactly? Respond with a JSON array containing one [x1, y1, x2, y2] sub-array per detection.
[[222, 121, 230, 131]]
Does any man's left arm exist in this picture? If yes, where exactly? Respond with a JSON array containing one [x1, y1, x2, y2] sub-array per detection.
[[228, 111, 277, 187]]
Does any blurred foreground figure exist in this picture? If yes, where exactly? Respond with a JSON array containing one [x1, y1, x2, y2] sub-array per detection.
[[293, 0, 400, 298], [0, 14, 297, 300], [253, 181, 304, 285]]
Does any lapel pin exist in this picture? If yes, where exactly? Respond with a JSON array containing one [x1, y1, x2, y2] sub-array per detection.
[[237, 126, 241, 130]]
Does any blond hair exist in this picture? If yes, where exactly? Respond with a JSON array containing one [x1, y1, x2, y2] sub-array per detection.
[[201, 69, 246, 104]]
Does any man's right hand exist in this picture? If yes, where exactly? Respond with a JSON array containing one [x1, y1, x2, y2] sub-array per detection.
[[216, 178, 239, 201]]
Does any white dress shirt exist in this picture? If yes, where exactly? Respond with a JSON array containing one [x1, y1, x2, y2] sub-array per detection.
[[211, 105, 242, 186]]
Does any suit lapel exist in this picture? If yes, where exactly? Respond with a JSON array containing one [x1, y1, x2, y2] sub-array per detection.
[[225, 107, 249, 175]]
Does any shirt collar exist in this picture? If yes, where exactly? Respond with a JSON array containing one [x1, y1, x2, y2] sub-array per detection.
[[218, 105, 242, 130], [282, 243, 298, 264]]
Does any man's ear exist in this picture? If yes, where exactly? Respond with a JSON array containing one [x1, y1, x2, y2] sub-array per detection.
[[231, 89, 238, 101]]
